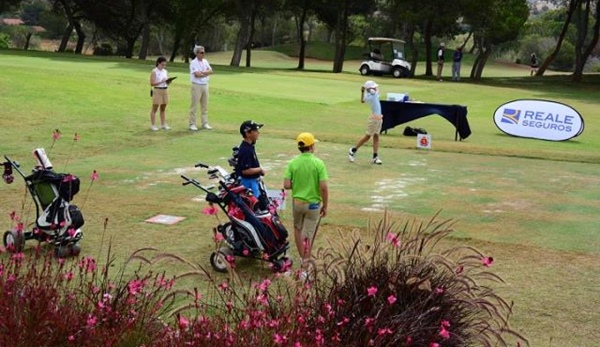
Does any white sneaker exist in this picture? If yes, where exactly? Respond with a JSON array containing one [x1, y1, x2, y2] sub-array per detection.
[[151, 125, 159, 131], [348, 148, 356, 163], [189, 125, 198, 131], [373, 157, 382, 165], [202, 124, 213, 130], [162, 124, 171, 131]]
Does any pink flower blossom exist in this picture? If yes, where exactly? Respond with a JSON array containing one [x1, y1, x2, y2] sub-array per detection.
[[242, 249, 250, 256], [405, 336, 413, 345], [178, 314, 189, 330], [439, 326, 450, 340], [52, 129, 61, 140], [63, 271, 74, 281], [482, 256, 494, 267], [435, 287, 445, 295], [90, 170, 98, 181], [213, 232, 224, 242], [441, 320, 451, 328], [367, 286, 378, 297], [68, 335, 75, 341], [387, 295, 397, 305], [429, 343, 440, 347], [385, 232, 401, 247], [9, 211, 19, 221], [67, 228, 76, 237], [203, 205, 219, 215], [377, 328, 393, 335], [258, 279, 271, 291], [274, 333, 287, 344], [62, 174, 76, 182], [219, 282, 229, 291], [127, 279, 144, 295], [15, 222, 24, 232], [456, 264, 464, 274], [73, 133, 80, 141], [86, 315, 97, 328]]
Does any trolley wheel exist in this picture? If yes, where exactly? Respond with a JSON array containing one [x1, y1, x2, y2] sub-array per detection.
[[3, 230, 25, 253], [272, 257, 293, 273], [210, 247, 233, 273], [54, 245, 71, 258], [70, 243, 81, 257]]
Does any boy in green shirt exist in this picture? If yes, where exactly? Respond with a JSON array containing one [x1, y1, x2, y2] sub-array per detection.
[[283, 133, 329, 279]]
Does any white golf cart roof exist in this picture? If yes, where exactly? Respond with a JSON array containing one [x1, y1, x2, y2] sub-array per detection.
[[368, 37, 406, 44]]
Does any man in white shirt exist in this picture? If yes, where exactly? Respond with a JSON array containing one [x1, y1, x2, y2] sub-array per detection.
[[188, 45, 213, 131], [436, 42, 445, 81]]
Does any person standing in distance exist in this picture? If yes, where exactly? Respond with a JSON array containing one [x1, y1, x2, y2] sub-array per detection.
[[284, 132, 329, 278], [452, 46, 463, 82], [236, 120, 267, 205], [348, 80, 383, 165], [149, 56, 172, 131], [436, 42, 446, 81], [188, 45, 213, 131]]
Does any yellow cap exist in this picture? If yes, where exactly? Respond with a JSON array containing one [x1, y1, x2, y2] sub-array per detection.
[[296, 132, 319, 147]]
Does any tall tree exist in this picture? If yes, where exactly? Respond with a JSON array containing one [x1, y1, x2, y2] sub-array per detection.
[[572, 0, 599, 81], [52, 0, 86, 53], [536, 0, 578, 76], [0, 0, 22, 13], [313, 0, 375, 73], [462, 0, 529, 80], [77, 0, 151, 58]]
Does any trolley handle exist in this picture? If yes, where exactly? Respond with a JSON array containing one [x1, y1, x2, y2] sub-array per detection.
[[195, 162, 209, 168]]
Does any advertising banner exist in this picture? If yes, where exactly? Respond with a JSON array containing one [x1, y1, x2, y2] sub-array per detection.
[[493, 99, 584, 141]]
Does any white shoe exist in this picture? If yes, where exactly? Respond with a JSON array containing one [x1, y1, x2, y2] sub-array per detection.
[[161, 124, 171, 131], [373, 157, 382, 165], [202, 124, 213, 130], [151, 125, 159, 131], [348, 148, 356, 163], [189, 125, 198, 131]]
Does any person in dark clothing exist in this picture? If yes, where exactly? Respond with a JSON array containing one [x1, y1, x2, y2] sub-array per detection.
[[452, 47, 463, 81], [236, 120, 266, 200], [530, 53, 539, 76]]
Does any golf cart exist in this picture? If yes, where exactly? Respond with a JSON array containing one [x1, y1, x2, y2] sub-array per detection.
[[359, 37, 412, 78]]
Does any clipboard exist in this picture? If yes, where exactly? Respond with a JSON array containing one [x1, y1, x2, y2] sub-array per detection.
[[166, 76, 177, 84]]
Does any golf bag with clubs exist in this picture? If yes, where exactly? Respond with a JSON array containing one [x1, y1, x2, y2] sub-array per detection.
[[181, 148, 291, 272], [2, 148, 84, 257]]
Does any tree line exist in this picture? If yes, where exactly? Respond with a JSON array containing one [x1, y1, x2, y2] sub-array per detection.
[[1, 0, 598, 81]]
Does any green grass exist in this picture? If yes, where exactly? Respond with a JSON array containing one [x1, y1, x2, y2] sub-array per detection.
[[1, 48, 599, 347]]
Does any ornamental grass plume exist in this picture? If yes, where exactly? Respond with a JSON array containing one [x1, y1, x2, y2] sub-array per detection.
[[306, 211, 529, 347]]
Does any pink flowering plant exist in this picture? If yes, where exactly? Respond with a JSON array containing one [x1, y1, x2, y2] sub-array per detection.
[[0, 212, 528, 346]]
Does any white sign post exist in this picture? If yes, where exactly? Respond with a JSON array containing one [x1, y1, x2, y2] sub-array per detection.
[[417, 134, 432, 149]]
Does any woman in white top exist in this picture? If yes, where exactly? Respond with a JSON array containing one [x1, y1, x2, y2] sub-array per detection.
[[149, 56, 172, 131]]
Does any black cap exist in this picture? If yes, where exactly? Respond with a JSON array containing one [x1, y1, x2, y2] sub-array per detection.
[[239, 120, 264, 136]]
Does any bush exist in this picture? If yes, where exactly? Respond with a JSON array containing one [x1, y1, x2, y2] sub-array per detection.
[[93, 43, 113, 56], [0, 33, 9, 49]]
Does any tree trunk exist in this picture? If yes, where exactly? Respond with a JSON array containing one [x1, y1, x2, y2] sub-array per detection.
[[472, 43, 492, 80], [332, 0, 348, 73], [58, 23, 73, 52], [138, 21, 150, 60], [73, 21, 85, 54], [572, 0, 599, 82], [245, 9, 257, 67], [296, 1, 309, 70], [24, 32, 32, 50], [538, 0, 578, 76], [424, 19, 433, 76]]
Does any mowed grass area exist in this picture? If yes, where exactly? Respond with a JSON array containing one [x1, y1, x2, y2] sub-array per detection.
[[1, 49, 599, 346]]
